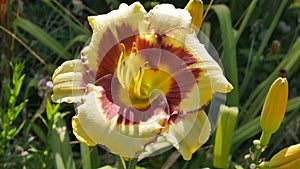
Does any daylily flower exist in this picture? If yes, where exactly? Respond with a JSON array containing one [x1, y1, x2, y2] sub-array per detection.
[[270, 143, 300, 169], [51, 2, 233, 160]]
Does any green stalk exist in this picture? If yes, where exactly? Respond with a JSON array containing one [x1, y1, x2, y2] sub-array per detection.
[[234, 0, 259, 44], [116, 156, 126, 169], [127, 158, 137, 169], [211, 5, 239, 106], [80, 143, 92, 169]]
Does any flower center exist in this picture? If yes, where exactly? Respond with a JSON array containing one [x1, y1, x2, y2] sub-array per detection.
[[116, 42, 172, 110]]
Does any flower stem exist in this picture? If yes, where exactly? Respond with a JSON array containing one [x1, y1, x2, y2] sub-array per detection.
[[127, 158, 137, 169], [253, 147, 262, 164], [116, 155, 126, 169]]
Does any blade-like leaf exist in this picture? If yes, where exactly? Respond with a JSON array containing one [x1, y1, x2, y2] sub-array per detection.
[[211, 4, 239, 107], [13, 17, 72, 60]]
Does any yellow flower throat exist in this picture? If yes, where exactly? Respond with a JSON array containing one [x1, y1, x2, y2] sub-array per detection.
[[116, 42, 172, 109]]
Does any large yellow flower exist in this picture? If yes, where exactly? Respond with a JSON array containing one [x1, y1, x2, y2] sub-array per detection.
[[51, 2, 233, 160]]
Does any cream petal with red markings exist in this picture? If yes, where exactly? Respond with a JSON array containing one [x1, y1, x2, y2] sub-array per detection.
[[148, 4, 192, 33], [74, 83, 170, 158], [182, 30, 233, 93], [52, 59, 93, 103], [162, 111, 211, 160], [159, 27, 233, 112], [82, 2, 153, 77]]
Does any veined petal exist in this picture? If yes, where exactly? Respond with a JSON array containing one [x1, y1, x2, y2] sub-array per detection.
[[52, 59, 93, 103], [148, 4, 192, 33], [160, 28, 232, 112], [75, 84, 169, 158], [162, 27, 232, 93], [182, 31, 233, 93], [162, 111, 211, 160], [81, 2, 153, 79]]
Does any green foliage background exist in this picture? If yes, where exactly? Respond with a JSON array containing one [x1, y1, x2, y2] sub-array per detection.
[[0, 0, 300, 168]]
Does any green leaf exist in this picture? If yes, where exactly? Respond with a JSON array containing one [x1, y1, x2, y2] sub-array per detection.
[[12, 74, 25, 97], [240, 0, 289, 95], [11, 121, 26, 139], [8, 127, 17, 137], [232, 117, 261, 152], [32, 123, 48, 144], [46, 100, 60, 123], [42, 0, 89, 34], [51, 113, 76, 169], [12, 100, 28, 120], [287, 96, 300, 112], [13, 17, 72, 60], [80, 143, 92, 169], [97, 165, 117, 169], [234, 0, 258, 44], [64, 34, 90, 51], [211, 4, 239, 107], [240, 37, 300, 123]]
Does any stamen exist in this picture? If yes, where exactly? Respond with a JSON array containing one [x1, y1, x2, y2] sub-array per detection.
[[117, 42, 140, 89], [134, 66, 143, 96], [117, 43, 126, 88], [131, 42, 138, 54]]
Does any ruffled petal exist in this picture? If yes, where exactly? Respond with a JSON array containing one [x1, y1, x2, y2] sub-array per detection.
[[72, 117, 96, 146], [75, 84, 170, 158], [162, 111, 211, 160], [52, 59, 93, 103], [159, 27, 233, 113], [81, 2, 153, 79], [148, 4, 192, 33], [182, 30, 233, 93]]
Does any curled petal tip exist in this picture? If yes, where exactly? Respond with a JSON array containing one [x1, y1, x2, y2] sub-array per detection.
[[226, 83, 234, 92]]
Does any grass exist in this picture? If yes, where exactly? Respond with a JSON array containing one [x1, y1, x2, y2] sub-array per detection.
[[1, 0, 300, 168]]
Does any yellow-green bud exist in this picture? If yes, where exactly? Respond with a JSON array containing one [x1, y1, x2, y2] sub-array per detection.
[[184, 0, 203, 34], [260, 77, 288, 146]]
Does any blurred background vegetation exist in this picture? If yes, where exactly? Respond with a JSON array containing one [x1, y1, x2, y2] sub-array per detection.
[[0, 0, 300, 168]]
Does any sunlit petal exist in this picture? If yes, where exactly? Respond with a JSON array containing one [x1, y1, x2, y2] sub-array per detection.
[[148, 4, 191, 33], [75, 84, 170, 158], [162, 111, 211, 160], [52, 59, 93, 103], [159, 28, 233, 113], [81, 2, 152, 79], [72, 117, 96, 146]]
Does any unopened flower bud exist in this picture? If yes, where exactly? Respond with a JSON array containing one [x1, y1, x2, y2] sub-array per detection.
[[270, 143, 300, 169], [260, 77, 288, 146]]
